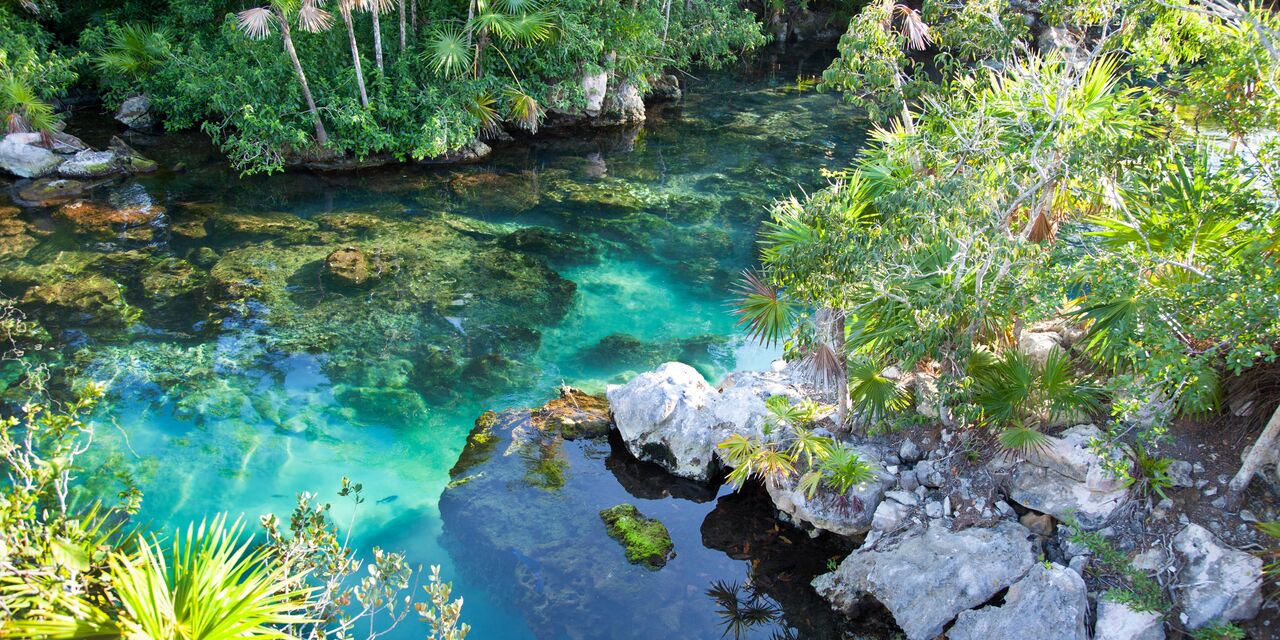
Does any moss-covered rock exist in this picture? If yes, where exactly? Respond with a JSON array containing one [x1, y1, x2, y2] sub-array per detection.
[[140, 257, 205, 301], [449, 171, 540, 214], [207, 211, 321, 242], [531, 387, 612, 439], [324, 246, 395, 287], [14, 178, 93, 206], [599, 503, 675, 569], [333, 384, 429, 427], [500, 227, 599, 264], [22, 274, 136, 327]]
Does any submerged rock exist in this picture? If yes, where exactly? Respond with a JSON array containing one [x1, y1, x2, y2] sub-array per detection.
[[14, 177, 93, 206], [812, 520, 1036, 640], [500, 227, 598, 264], [55, 200, 166, 243], [947, 563, 1088, 640], [647, 74, 682, 102], [22, 274, 134, 327], [1172, 523, 1263, 628], [993, 424, 1129, 529], [599, 503, 675, 569], [324, 246, 393, 287], [333, 384, 428, 428]]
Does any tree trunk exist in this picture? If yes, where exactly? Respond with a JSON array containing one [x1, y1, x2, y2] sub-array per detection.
[[371, 6, 385, 73], [342, 9, 370, 107], [398, 0, 406, 53], [661, 0, 671, 44], [410, 0, 417, 38], [474, 30, 490, 78], [279, 13, 328, 145], [466, 0, 475, 47], [1226, 403, 1280, 507], [889, 69, 915, 135], [833, 312, 850, 430]]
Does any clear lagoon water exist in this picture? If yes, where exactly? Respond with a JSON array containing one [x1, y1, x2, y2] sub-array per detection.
[[1, 44, 869, 639]]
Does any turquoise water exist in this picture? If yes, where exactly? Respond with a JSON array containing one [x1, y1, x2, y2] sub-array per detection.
[[1, 44, 867, 638]]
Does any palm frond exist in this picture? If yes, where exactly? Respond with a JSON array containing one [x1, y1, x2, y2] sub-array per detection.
[[424, 25, 472, 78], [297, 0, 334, 33], [819, 443, 877, 494], [802, 341, 844, 389], [847, 358, 911, 424], [893, 4, 931, 51], [464, 91, 501, 136], [237, 7, 277, 39], [93, 24, 173, 77], [503, 87, 542, 133], [730, 269, 798, 348], [997, 424, 1051, 458]]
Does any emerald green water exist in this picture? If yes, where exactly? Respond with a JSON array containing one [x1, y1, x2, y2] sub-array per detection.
[[1, 45, 867, 638]]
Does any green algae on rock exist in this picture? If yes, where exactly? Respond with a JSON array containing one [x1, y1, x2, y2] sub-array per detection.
[[599, 503, 675, 570], [531, 387, 612, 439]]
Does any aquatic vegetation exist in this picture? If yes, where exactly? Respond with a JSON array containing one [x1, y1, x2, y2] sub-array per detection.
[[598, 504, 675, 570]]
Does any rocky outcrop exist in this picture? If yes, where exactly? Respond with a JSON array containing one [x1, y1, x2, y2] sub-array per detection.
[[1172, 524, 1263, 629], [417, 139, 491, 166], [0, 134, 63, 178], [812, 520, 1035, 640], [582, 69, 609, 116], [606, 362, 805, 481], [324, 247, 392, 287], [765, 445, 894, 537], [115, 94, 156, 130], [598, 81, 645, 126], [993, 424, 1129, 529], [647, 74, 681, 102], [948, 563, 1088, 640], [1094, 599, 1165, 640], [58, 150, 122, 178]]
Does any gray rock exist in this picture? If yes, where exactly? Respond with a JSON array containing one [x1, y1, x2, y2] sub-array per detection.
[[1018, 331, 1063, 366], [995, 500, 1015, 518], [899, 439, 922, 463], [871, 499, 912, 532], [898, 470, 920, 492], [0, 134, 63, 178], [948, 563, 1088, 640], [1210, 496, 1227, 509], [995, 425, 1129, 529], [812, 521, 1035, 640], [606, 362, 804, 481], [599, 81, 645, 125], [1094, 599, 1165, 640], [646, 74, 681, 102], [885, 490, 918, 507], [1173, 523, 1263, 628], [925, 501, 943, 519], [582, 70, 609, 116], [58, 150, 123, 178], [419, 138, 490, 165], [915, 459, 946, 488], [1068, 554, 1089, 577], [767, 446, 894, 536], [115, 94, 155, 129], [1168, 460, 1194, 488]]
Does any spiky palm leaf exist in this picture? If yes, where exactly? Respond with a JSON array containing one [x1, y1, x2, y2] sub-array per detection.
[[1071, 296, 1141, 371], [465, 91, 501, 136], [93, 24, 173, 78], [788, 426, 834, 468], [819, 443, 877, 494], [731, 269, 797, 348], [425, 25, 472, 77], [893, 4, 931, 51], [802, 341, 844, 389], [297, 0, 334, 32], [1, 76, 59, 133], [503, 87, 542, 133], [490, 10, 556, 46], [846, 358, 911, 424], [237, 7, 277, 39], [997, 424, 1051, 458]]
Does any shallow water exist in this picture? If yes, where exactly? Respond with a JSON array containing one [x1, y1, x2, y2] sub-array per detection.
[[1, 44, 867, 638]]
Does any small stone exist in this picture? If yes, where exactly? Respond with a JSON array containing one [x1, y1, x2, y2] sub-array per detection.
[[925, 501, 943, 519], [1068, 555, 1090, 577], [899, 471, 920, 492], [1202, 486, 1217, 497], [915, 459, 945, 488], [899, 439, 923, 463], [1241, 510, 1259, 523], [995, 501, 1015, 517], [598, 503, 674, 570], [1192, 462, 1205, 474], [1020, 512, 1055, 536], [942, 496, 952, 517], [1211, 497, 1227, 510], [1195, 479, 1209, 490], [872, 499, 912, 532], [1168, 460, 1193, 488], [885, 490, 919, 507], [1217, 474, 1229, 485], [1094, 599, 1165, 640]]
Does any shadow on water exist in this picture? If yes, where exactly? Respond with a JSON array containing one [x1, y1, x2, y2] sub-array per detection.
[[0, 41, 879, 638]]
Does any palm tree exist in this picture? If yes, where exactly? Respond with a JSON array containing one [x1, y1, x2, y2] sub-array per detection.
[[237, 0, 333, 145], [335, 0, 371, 107], [366, 0, 393, 73]]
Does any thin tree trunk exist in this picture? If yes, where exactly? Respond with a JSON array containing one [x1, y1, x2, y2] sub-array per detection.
[[466, 0, 475, 47], [474, 30, 489, 78], [372, 6, 385, 73], [890, 70, 915, 135], [661, 0, 671, 44], [410, 0, 417, 38], [398, 0, 406, 52], [833, 312, 849, 429], [1227, 403, 1280, 507], [342, 9, 370, 107], [279, 13, 328, 145]]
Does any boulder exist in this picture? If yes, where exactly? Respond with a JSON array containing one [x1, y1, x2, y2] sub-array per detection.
[[22, 275, 132, 326], [598, 81, 645, 126], [647, 74, 682, 102], [605, 362, 803, 481], [115, 94, 156, 130], [0, 134, 63, 178], [14, 177, 92, 206], [994, 424, 1129, 529], [418, 139, 491, 165], [583, 69, 609, 116], [598, 503, 674, 570], [48, 130, 90, 154], [812, 520, 1035, 640], [1172, 523, 1263, 628], [1094, 599, 1165, 640], [1018, 331, 1063, 366], [531, 387, 612, 439], [107, 136, 158, 173], [948, 563, 1088, 640], [766, 445, 894, 537], [58, 150, 124, 178]]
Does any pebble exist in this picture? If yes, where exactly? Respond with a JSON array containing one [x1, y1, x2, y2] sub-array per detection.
[[1195, 479, 1210, 490], [995, 501, 1015, 517], [1211, 496, 1227, 509], [942, 496, 952, 517], [899, 472, 920, 492], [899, 439, 922, 463], [885, 490, 919, 507], [1193, 462, 1206, 474], [925, 501, 943, 519], [1241, 510, 1259, 523], [1203, 486, 1217, 497]]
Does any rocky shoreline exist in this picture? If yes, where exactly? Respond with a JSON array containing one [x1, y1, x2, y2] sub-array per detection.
[[458, 354, 1276, 639]]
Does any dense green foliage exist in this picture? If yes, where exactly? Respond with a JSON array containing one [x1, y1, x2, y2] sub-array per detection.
[[2, 0, 764, 173], [737, 0, 1280, 478]]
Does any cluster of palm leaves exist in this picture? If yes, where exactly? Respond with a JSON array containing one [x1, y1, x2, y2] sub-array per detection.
[[1, 74, 58, 133], [968, 346, 1102, 456], [706, 580, 786, 640]]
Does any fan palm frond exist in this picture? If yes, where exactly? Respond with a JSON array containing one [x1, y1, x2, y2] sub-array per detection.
[[465, 91, 501, 135], [893, 4, 931, 51], [93, 24, 173, 77], [503, 87, 542, 133], [730, 269, 798, 348], [802, 341, 844, 389], [997, 424, 1051, 458], [819, 443, 877, 494], [424, 25, 472, 77], [847, 357, 911, 424], [297, 0, 334, 32], [237, 7, 277, 39]]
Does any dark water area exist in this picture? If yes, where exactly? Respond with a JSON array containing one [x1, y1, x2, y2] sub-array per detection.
[[1, 43, 870, 638]]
